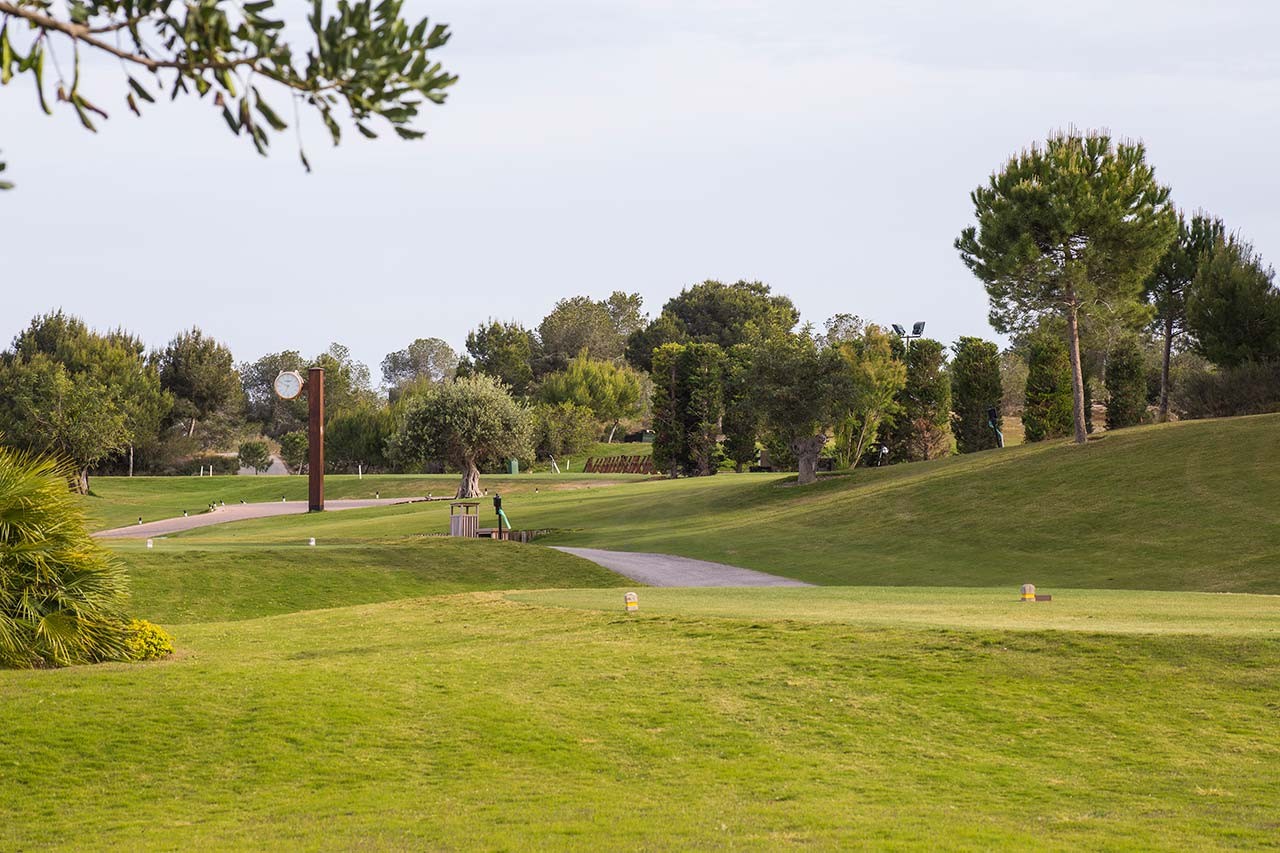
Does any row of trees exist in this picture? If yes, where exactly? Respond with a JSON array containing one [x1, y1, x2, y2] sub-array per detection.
[[958, 129, 1280, 446]]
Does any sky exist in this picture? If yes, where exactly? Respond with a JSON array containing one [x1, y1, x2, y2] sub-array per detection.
[[2, 0, 1279, 379]]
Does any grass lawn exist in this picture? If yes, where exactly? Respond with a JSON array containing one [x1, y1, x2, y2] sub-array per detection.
[[83, 472, 647, 533], [2, 583, 1277, 849], [163, 414, 1280, 593], [117, 539, 625, 623], [6, 414, 1274, 847]]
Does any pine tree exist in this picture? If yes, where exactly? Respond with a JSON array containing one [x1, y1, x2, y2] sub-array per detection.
[[1143, 212, 1225, 420], [957, 129, 1177, 444]]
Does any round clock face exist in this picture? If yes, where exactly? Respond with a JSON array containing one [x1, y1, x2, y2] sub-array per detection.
[[274, 371, 303, 400]]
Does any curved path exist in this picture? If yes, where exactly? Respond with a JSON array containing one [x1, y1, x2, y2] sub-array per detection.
[[554, 547, 811, 588], [94, 498, 422, 539]]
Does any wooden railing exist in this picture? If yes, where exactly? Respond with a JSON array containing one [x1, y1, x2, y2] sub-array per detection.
[[584, 455, 656, 474]]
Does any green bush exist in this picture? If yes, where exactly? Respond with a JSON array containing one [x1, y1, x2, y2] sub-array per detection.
[[0, 445, 132, 668], [1174, 360, 1280, 419], [124, 619, 174, 661]]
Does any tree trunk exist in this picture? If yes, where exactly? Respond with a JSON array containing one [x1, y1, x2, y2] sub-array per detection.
[[457, 460, 482, 498], [188, 418, 197, 438], [128, 445, 134, 477], [77, 468, 90, 495], [1159, 315, 1173, 422], [793, 434, 827, 486], [1065, 300, 1088, 445], [607, 422, 618, 443]]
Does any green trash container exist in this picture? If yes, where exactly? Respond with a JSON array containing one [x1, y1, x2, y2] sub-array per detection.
[[506, 458, 519, 475]]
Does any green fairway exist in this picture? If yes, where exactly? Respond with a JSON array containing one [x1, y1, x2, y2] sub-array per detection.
[[163, 414, 1280, 593], [512, 586, 1280, 636], [83, 472, 646, 532], [6, 413, 1274, 847], [117, 539, 624, 623], [2, 589, 1277, 849]]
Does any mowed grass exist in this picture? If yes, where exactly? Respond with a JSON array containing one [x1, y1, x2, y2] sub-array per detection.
[[114, 539, 625, 623], [163, 414, 1280, 593], [2, 589, 1277, 849], [513, 586, 1280, 637], [5, 416, 1273, 847], [82, 472, 646, 532]]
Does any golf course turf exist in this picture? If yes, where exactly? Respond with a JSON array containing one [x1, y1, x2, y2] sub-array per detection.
[[2, 414, 1277, 848]]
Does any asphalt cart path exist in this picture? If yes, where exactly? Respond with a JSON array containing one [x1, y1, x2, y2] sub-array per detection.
[[553, 547, 812, 588]]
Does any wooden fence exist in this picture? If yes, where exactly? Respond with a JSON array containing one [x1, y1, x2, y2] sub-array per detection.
[[584, 455, 657, 474]]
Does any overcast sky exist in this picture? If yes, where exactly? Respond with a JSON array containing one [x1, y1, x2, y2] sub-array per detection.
[[2, 0, 1278, 378]]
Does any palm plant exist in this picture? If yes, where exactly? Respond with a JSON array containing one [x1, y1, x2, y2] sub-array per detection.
[[0, 443, 131, 668]]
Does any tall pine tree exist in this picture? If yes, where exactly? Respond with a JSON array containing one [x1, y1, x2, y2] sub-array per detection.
[[957, 129, 1176, 444]]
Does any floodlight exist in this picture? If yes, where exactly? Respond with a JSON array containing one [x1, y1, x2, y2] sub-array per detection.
[[891, 324, 906, 336], [912, 321, 926, 336]]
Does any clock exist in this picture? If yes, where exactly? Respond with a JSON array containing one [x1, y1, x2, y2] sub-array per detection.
[[273, 370, 304, 400]]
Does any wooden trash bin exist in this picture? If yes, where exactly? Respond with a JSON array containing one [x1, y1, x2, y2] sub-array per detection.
[[449, 501, 480, 537]]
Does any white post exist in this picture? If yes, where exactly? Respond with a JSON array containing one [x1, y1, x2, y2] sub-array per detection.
[[358, 463, 363, 480]]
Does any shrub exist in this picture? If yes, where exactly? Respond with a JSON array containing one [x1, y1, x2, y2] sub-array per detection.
[[1105, 336, 1150, 430], [0, 445, 132, 668], [1174, 360, 1280, 419], [124, 619, 174, 661]]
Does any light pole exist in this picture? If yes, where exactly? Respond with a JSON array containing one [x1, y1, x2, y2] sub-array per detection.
[[892, 321, 926, 349]]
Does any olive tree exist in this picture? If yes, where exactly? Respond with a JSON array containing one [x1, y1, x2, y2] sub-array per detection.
[[957, 129, 1176, 444], [750, 332, 851, 485], [0, 0, 455, 188], [391, 374, 532, 498]]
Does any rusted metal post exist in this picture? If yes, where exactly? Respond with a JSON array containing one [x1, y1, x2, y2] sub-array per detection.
[[308, 367, 325, 512]]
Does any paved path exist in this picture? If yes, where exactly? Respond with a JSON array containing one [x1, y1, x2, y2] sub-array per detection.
[[554, 547, 811, 588], [94, 498, 421, 539]]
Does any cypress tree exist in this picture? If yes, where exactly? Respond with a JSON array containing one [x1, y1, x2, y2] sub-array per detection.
[[721, 344, 758, 472], [888, 339, 952, 461], [649, 344, 686, 478], [950, 337, 1003, 453], [1105, 336, 1149, 429], [1022, 332, 1074, 442]]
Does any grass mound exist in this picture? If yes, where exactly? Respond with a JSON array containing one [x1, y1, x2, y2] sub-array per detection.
[[116, 539, 625, 623], [166, 414, 1280, 593]]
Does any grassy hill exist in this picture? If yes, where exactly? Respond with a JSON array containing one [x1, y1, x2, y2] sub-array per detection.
[[166, 414, 1280, 593]]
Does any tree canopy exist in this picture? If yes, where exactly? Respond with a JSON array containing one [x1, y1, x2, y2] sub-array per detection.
[[1143, 212, 1225, 420], [1185, 237, 1280, 367], [456, 321, 536, 397], [380, 337, 458, 392], [537, 354, 643, 442], [626, 280, 798, 371], [156, 327, 243, 442], [391, 374, 531, 498], [957, 129, 1176, 444], [0, 311, 168, 490], [750, 332, 850, 485], [0, 0, 455, 188]]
